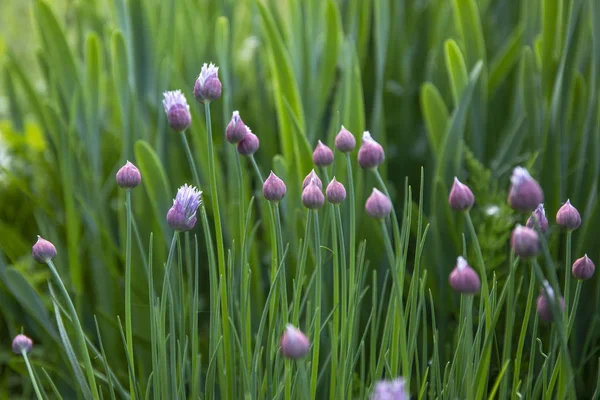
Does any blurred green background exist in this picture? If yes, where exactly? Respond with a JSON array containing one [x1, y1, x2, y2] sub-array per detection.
[[1, 0, 600, 397]]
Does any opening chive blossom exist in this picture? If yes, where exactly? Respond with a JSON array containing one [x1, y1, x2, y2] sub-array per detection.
[[166, 184, 202, 232]]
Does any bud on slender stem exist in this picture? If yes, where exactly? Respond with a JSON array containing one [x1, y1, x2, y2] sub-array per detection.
[[448, 177, 475, 211], [313, 140, 334, 167], [358, 132, 385, 169], [572, 254, 595, 280], [12, 334, 33, 355], [335, 125, 356, 153], [365, 188, 392, 219], [32, 236, 57, 264], [526, 203, 548, 234], [508, 167, 544, 212], [326, 177, 346, 204], [449, 256, 481, 294], [556, 199, 581, 231], [280, 324, 310, 359], [511, 225, 540, 259], [302, 169, 323, 190], [263, 171, 287, 202], [116, 161, 141, 189]]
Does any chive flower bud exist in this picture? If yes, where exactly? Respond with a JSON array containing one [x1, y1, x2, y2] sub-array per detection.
[[302, 178, 325, 209], [508, 166, 544, 212], [167, 184, 202, 232], [556, 199, 581, 231], [449, 256, 480, 294], [237, 128, 259, 156], [193, 62, 221, 103], [510, 225, 540, 258], [302, 169, 323, 190], [32, 236, 57, 264], [326, 177, 346, 204], [225, 111, 247, 144], [448, 177, 474, 211], [526, 204, 548, 234], [263, 171, 286, 202], [370, 377, 409, 400], [162, 90, 191, 131], [116, 161, 141, 189], [280, 324, 310, 359], [536, 282, 565, 323], [335, 125, 356, 153], [572, 254, 595, 280], [12, 334, 33, 355], [365, 188, 392, 219], [313, 140, 334, 166], [357, 131, 385, 169]]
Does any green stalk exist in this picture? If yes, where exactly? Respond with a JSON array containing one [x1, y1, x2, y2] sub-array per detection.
[[464, 211, 492, 331], [500, 254, 518, 400], [310, 210, 322, 399], [373, 169, 401, 254], [568, 281, 583, 336], [292, 210, 312, 323], [512, 269, 536, 399], [329, 203, 340, 400], [46, 259, 99, 399], [334, 205, 348, 398], [124, 190, 135, 399], [344, 154, 357, 353], [22, 352, 44, 400], [204, 102, 233, 398], [274, 203, 288, 322], [563, 232, 572, 313], [249, 155, 265, 186], [235, 149, 245, 251]]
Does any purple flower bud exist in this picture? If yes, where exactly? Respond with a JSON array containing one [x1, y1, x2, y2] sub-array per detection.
[[365, 188, 392, 219], [116, 161, 141, 189], [302, 178, 325, 209], [32, 236, 57, 264], [326, 177, 346, 204], [370, 377, 409, 400], [280, 324, 310, 359], [335, 125, 356, 153], [167, 184, 202, 232], [313, 140, 334, 166], [12, 334, 33, 355], [162, 90, 191, 132], [193, 63, 221, 103], [510, 225, 540, 258], [556, 199, 581, 231], [225, 111, 247, 144], [536, 282, 565, 323], [449, 256, 481, 294], [302, 169, 323, 190], [263, 171, 286, 202], [526, 204, 548, 234], [508, 167, 544, 212], [237, 128, 259, 156], [357, 132, 385, 169], [448, 177, 474, 211], [572, 254, 595, 280]]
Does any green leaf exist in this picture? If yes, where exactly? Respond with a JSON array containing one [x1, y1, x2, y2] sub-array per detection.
[[111, 30, 131, 146], [444, 39, 469, 107], [420, 83, 449, 156], [134, 140, 172, 243], [315, 0, 342, 122], [489, 24, 525, 96], [452, 0, 486, 68], [84, 32, 103, 175], [257, 2, 312, 185]]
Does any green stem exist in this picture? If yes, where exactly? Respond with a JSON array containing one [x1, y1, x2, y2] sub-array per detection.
[[22, 352, 44, 400], [568, 281, 583, 337], [274, 203, 288, 321], [124, 191, 135, 399], [373, 169, 401, 254], [344, 154, 357, 351], [204, 102, 232, 398], [292, 210, 312, 323], [464, 211, 492, 331], [512, 268, 536, 400], [310, 210, 322, 399], [249, 155, 264, 186], [334, 205, 347, 398], [329, 204, 340, 400], [46, 260, 99, 399], [564, 232, 572, 314]]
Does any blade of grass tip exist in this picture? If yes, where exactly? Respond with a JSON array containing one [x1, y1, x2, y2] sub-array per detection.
[[46, 263, 98, 399], [373, 169, 401, 255], [49, 285, 93, 400], [489, 361, 511, 400], [124, 190, 136, 399], [93, 316, 116, 400], [21, 352, 44, 400]]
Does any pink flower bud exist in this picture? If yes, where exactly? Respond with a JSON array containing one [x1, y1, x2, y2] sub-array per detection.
[[536, 283, 565, 323], [508, 167, 544, 212], [302, 169, 323, 190], [263, 171, 287, 202], [225, 111, 247, 143], [510, 225, 539, 258], [526, 204, 548, 234], [167, 184, 202, 232], [193, 63, 221, 103], [326, 177, 346, 204], [280, 324, 310, 359], [572, 254, 595, 280], [162, 90, 191, 131], [237, 128, 259, 156], [32, 236, 57, 264], [313, 140, 334, 166], [12, 334, 33, 355], [370, 377, 409, 400], [365, 188, 392, 219], [449, 256, 481, 294], [556, 199, 581, 231], [448, 177, 474, 211], [302, 178, 324, 209], [335, 125, 356, 153], [116, 161, 141, 189], [357, 132, 385, 169]]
